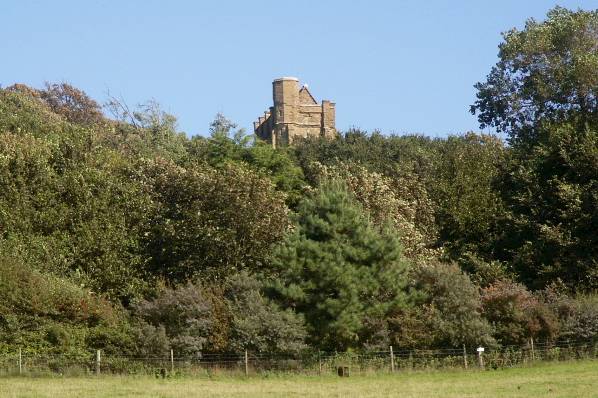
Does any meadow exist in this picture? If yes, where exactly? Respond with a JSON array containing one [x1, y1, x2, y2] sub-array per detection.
[[1, 360, 596, 398]]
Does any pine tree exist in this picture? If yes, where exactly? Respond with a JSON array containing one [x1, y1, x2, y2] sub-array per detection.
[[271, 180, 410, 351]]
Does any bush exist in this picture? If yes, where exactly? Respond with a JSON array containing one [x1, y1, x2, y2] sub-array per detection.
[[0, 256, 131, 354], [481, 280, 559, 345], [393, 262, 494, 349], [134, 282, 212, 357], [542, 286, 598, 342], [224, 272, 307, 355]]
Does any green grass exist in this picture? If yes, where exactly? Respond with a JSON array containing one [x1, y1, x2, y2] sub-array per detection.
[[1, 360, 597, 397]]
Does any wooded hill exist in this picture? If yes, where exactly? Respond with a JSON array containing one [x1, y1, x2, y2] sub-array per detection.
[[0, 7, 596, 357]]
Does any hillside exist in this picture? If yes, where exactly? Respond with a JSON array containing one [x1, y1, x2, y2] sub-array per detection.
[[0, 7, 597, 357]]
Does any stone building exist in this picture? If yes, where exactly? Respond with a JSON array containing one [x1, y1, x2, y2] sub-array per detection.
[[254, 77, 336, 147]]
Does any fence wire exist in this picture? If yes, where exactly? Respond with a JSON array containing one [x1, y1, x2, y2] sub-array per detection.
[[0, 339, 597, 377]]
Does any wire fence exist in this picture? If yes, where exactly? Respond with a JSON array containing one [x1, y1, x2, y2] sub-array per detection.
[[1, 339, 597, 377]]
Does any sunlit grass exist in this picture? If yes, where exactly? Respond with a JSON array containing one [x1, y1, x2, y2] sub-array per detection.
[[1, 360, 596, 397]]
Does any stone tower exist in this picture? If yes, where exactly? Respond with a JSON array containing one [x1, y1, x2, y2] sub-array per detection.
[[254, 77, 336, 147]]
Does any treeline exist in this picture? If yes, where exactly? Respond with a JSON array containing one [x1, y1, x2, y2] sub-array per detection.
[[0, 7, 597, 357]]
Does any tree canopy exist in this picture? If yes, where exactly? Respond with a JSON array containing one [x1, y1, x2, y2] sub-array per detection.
[[0, 6, 597, 356]]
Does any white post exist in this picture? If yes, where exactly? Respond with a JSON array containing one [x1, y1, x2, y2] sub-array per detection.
[[244, 350, 248, 376], [463, 344, 468, 369], [170, 349, 174, 373], [530, 337, 535, 361], [18, 348, 22, 375], [477, 347, 484, 369], [96, 350, 101, 376], [390, 346, 395, 373]]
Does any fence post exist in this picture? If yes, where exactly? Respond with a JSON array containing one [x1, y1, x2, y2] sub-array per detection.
[[18, 347, 22, 375], [390, 346, 395, 373], [318, 350, 322, 375], [530, 337, 535, 361], [244, 349, 248, 376], [170, 349, 174, 373], [463, 344, 468, 369], [477, 347, 484, 369], [96, 349, 101, 376]]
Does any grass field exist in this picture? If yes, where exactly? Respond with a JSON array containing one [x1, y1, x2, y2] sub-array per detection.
[[1, 360, 597, 397]]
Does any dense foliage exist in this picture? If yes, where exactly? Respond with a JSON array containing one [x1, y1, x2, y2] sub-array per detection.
[[271, 181, 409, 351], [0, 6, 597, 356]]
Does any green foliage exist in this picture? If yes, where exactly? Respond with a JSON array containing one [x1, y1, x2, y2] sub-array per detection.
[[187, 114, 307, 206], [406, 263, 494, 348], [132, 274, 307, 356], [0, 255, 128, 355], [542, 286, 598, 342], [271, 180, 410, 351], [312, 162, 439, 263], [224, 272, 307, 355], [429, 133, 506, 260], [471, 7, 598, 291], [2, 24, 598, 358], [103, 97, 188, 162], [481, 280, 559, 345], [457, 252, 511, 288], [496, 122, 598, 290], [142, 160, 289, 282], [0, 131, 153, 301], [0, 85, 70, 138], [294, 130, 438, 184], [558, 296, 598, 342], [134, 282, 213, 356], [471, 7, 598, 141]]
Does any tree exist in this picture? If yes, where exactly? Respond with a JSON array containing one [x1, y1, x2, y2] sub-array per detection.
[[187, 115, 307, 207], [313, 162, 439, 263], [471, 7, 598, 144], [242, 142, 307, 208], [496, 122, 598, 289], [142, 160, 290, 282], [0, 130, 153, 303], [104, 96, 188, 161], [471, 7, 598, 290], [39, 82, 105, 126], [429, 133, 506, 260], [270, 180, 410, 351], [0, 255, 128, 355]]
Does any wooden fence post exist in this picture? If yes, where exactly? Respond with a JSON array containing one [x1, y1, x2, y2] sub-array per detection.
[[170, 349, 174, 373], [530, 337, 535, 361], [18, 347, 22, 375], [463, 344, 468, 369], [318, 350, 322, 375], [390, 346, 395, 373], [244, 350, 248, 376], [96, 350, 101, 376]]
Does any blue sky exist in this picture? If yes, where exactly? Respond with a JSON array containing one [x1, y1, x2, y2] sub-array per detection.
[[1, 1, 594, 137]]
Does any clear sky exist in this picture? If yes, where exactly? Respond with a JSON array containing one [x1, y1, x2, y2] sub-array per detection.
[[1, 1, 594, 137]]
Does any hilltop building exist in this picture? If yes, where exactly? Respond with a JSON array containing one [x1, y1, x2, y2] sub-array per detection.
[[254, 77, 336, 147]]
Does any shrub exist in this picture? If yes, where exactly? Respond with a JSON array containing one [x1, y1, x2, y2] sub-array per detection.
[[134, 282, 212, 357], [393, 262, 494, 349], [224, 272, 307, 355], [481, 280, 559, 345]]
